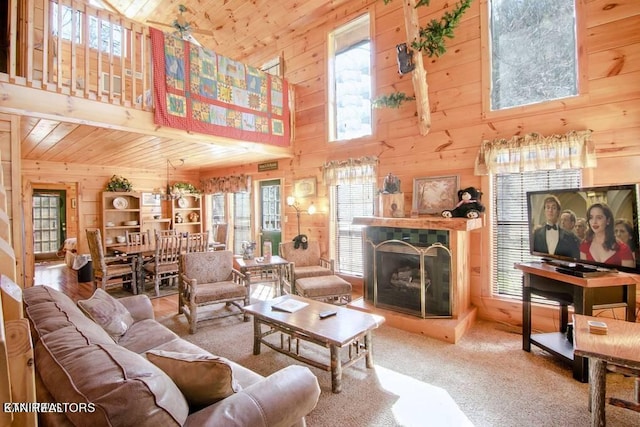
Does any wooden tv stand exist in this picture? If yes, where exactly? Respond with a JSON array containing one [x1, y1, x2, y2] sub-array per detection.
[[515, 262, 638, 382]]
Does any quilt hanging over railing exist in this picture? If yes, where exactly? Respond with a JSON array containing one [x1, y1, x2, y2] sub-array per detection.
[[151, 28, 290, 146]]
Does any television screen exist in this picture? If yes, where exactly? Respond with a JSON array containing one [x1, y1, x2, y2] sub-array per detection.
[[526, 184, 640, 274]]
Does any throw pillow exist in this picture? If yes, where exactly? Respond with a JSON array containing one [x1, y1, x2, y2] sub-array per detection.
[[146, 350, 241, 407], [77, 288, 135, 341]]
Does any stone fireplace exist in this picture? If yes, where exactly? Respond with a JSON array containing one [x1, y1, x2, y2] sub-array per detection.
[[372, 239, 451, 318]]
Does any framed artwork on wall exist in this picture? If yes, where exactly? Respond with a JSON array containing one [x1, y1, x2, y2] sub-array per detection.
[[412, 175, 459, 214], [141, 192, 161, 207], [293, 177, 317, 198]]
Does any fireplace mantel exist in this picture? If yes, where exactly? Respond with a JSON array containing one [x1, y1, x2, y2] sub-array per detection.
[[352, 216, 483, 232]]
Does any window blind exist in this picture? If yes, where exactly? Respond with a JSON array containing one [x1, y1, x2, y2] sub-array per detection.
[[333, 183, 375, 275], [492, 169, 581, 298]]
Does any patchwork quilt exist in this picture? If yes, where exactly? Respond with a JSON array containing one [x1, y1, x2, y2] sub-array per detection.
[[151, 28, 290, 146]]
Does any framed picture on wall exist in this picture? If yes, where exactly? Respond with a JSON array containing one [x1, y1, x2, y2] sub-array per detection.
[[293, 177, 316, 198], [141, 192, 161, 207], [412, 175, 459, 214]]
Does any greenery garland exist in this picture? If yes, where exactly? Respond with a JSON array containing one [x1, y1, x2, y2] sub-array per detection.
[[413, 0, 472, 57], [383, 0, 473, 58], [372, 92, 416, 109]]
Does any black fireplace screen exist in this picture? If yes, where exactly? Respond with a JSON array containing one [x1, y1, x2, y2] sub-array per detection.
[[372, 240, 452, 318]]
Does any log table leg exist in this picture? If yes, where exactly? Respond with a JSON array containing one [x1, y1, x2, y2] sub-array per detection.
[[589, 358, 607, 427], [253, 319, 262, 355], [365, 331, 374, 368], [330, 345, 342, 393]]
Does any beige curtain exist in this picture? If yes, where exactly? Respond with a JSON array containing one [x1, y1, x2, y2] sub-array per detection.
[[201, 175, 252, 194], [474, 130, 596, 175], [323, 156, 378, 186]]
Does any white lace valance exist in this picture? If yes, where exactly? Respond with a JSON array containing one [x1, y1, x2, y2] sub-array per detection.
[[323, 156, 378, 186], [474, 130, 596, 175]]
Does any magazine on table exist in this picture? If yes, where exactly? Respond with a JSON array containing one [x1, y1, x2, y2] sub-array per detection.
[[271, 299, 308, 313]]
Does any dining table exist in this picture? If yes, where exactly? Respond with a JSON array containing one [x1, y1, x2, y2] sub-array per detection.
[[110, 242, 156, 295]]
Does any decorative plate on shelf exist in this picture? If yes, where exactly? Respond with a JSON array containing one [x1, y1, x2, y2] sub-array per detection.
[[113, 197, 129, 210], [177, 197, 188, 208]]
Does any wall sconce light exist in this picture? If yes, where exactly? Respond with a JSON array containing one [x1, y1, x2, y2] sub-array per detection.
[[287, 196, 315, 237]]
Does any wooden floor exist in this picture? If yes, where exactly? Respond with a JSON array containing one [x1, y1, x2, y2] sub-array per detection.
[[33, 260, 307, 319]]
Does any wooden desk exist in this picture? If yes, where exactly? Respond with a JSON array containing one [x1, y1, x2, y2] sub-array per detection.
[[573, 314, 640, 427], [234, 256, 290, 296], [516, 262, 638, 382]]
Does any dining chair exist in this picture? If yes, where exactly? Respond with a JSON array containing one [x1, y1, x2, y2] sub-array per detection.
[[86, 229, 137, 294], [125, 230, 152, 245], [155, 229, 179, 238], [209, 223, 227, 251], [185, 231, 209, 253], [144, 233, 182, 297]]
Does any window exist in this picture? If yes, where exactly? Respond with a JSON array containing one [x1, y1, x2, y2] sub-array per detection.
[[488, 0, 578, 110], [328, 14, 372, 141], [332, 183, 375, 275], [492, 169, 581, 298], [51, 3, 82, 43], [209, 194, 226, 224], [50, 1, 125, 57], [233, 192, 251, 254]]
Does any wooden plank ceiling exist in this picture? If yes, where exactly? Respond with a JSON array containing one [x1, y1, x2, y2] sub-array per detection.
[[21, 0, 355, 172]]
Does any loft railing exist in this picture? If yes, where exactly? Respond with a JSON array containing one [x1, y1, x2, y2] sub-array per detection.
[[3, 0, 153, 111]]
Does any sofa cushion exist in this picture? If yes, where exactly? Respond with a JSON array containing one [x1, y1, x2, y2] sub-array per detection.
[[118, 318, 182, 354], [146, 350, 241, 408], [77, 288, 135, 341]]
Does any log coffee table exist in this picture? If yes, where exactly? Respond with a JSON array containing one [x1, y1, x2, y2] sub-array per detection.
[[243, 295, 385, 393]]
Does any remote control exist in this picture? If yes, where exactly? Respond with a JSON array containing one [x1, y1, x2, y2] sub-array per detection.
[[319, 310, 337, 319]]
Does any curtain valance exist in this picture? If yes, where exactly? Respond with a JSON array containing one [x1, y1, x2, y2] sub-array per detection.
[[474, 130, 596, 175], [323, 156, 378, 186], [201, 175, 252, 194]]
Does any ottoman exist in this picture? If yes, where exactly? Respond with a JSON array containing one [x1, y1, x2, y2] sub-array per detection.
[[295, 275, 352, 305]]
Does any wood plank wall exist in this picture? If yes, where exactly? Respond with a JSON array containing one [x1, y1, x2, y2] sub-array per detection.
[[201, 0, 640, 329], [20, 160, 199, 286]]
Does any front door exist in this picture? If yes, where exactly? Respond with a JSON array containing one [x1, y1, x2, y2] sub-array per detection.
[[259, 179, 282, 256], [33, 190, 66, 261]]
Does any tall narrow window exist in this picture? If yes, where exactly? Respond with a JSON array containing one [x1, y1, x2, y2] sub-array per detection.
[[328, 13, 372, 141], [333, 183, 375, 275], [233, 192, 251, 254], [492, 170, 581, 298], [488, 0, 578, 110]]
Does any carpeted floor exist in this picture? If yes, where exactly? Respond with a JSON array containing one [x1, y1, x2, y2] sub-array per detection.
[[159, 312, 640, 427]]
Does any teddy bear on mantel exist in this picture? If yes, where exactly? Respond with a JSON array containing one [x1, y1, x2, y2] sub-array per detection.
[[442, 187, 485, 219]]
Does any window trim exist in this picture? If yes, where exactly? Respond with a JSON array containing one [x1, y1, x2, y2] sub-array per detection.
[[479, 0, 588, 120], [327, 10, 375, 143]]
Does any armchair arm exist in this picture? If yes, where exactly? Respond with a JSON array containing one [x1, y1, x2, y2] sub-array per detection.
[[320, 257, 335, 273], [184, 365, 320, 427], [231, 268, 247, 285], [118, 294, 155, 321]]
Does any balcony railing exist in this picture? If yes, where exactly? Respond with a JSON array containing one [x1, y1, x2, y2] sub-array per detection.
[[3, 0, 153, 111]]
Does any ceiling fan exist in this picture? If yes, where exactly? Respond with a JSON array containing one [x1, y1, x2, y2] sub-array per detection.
[[146, 4, 215, 47]]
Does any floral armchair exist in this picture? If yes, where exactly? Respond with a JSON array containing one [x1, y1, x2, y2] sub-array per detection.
[[179, 250, 249, 334], [279, 241, 334, 294]]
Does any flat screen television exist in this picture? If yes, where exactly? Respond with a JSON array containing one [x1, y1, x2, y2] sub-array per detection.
[[526, 184, 640, 275]]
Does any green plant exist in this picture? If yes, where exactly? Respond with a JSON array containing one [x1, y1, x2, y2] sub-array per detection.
[[383, 0, 473, 58], [105, 175, 133, 192], [372, 92, 416, 109], [170, 182, 202, 196]]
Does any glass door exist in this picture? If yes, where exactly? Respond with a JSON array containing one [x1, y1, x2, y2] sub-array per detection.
[[33, 190, 66, 260], [259, 179, 282, 256]]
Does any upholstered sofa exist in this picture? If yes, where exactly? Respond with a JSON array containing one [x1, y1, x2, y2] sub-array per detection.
[[23, 285, 321, 426]]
